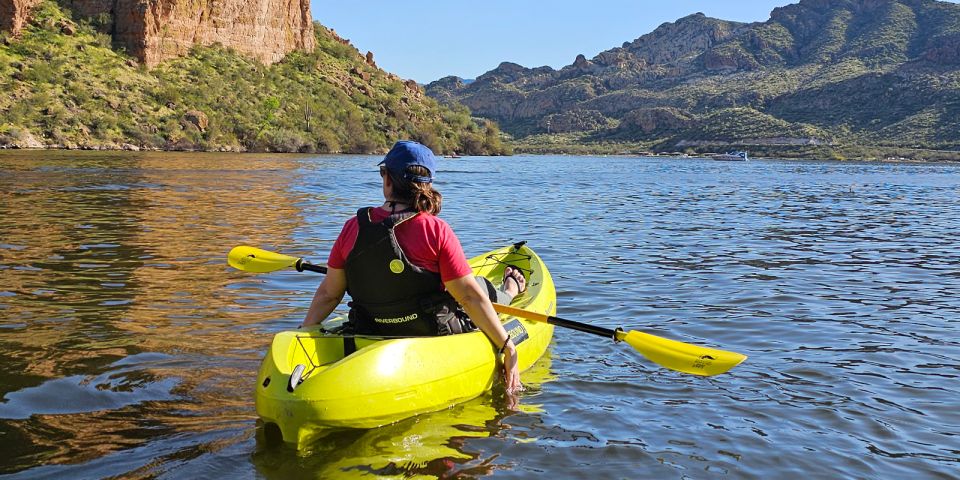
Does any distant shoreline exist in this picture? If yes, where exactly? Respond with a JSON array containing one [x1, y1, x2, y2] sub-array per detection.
[[3, 145, 958, 163], [511, 143, 960, 163]]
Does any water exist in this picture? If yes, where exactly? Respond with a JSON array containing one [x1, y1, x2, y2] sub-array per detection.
[[1, 150, 958, 478]]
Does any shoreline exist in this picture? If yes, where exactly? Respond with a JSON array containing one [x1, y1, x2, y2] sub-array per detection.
[[2, 145, 959, 164], [512, 145, 960, 163]]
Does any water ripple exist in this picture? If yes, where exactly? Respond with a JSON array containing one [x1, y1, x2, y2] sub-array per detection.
[[1, 152, 959, 478]]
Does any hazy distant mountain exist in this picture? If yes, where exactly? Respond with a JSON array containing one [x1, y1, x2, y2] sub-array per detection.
[[426, 0, 960, 154]]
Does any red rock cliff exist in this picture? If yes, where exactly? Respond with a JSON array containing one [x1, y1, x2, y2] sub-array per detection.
[[7, 0, 315, 66], [0, 0, 41, 34]]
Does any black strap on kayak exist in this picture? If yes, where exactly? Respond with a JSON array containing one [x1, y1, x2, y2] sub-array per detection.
[[343, 336, 356, 356]]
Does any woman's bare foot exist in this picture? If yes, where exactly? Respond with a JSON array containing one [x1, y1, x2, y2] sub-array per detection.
[[502, 266, 526, 297]]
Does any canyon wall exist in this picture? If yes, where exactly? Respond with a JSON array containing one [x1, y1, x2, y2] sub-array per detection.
[[0, 0, 41, 34], [3, 0, 315, 66]]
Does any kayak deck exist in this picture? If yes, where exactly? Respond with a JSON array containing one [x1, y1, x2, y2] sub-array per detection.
[[255, 242, 556, 447]]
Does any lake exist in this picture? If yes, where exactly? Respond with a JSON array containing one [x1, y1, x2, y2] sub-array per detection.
[[0, 150, 958, 479]]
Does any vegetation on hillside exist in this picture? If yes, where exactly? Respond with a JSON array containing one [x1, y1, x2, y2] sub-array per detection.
[[0, 1, 511, 155]]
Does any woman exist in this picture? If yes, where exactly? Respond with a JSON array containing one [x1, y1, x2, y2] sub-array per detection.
[[301, 140, 524, 394]]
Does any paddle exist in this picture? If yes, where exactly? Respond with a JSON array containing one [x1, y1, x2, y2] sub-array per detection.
[[227, 245, 747, 376], [490, 303, 745, 376]]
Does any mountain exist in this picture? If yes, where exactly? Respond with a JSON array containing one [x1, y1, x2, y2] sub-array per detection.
[[426, 0, 960, 158], [0, 1, 509, 154]]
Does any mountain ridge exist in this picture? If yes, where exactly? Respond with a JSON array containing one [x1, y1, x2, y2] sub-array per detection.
[[426, 0, 960, 158]]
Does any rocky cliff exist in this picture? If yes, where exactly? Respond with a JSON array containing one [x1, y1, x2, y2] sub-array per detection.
[[0, 0, 40, 34], [4, 0, 314, 66], [427, 0, 960, 152]]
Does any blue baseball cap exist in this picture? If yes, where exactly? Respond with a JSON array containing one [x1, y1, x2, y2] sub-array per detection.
[[378, 140, 437, 183]]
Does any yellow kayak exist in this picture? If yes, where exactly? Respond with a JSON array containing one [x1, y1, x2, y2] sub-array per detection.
[[255, 242, 556, 448]]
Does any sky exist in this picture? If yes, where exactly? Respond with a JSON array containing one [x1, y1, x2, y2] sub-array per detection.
[[308, 0, 958, 84]]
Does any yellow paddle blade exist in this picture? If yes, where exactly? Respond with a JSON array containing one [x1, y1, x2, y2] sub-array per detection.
[[616, 330, 747, 377], [227, 246, 301, 273]]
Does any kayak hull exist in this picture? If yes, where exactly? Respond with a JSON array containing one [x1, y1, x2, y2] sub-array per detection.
[[255, 242, 556, 447]]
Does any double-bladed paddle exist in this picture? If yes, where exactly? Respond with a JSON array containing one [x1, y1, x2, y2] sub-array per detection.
[[227, 245, 747, 376]]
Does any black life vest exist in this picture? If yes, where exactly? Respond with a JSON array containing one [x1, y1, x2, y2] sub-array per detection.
[[344, 207, 468, 336]]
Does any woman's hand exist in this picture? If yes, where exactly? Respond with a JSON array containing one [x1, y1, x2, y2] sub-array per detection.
[[501, 341, 523, 395], [444, 274, 525, 400]]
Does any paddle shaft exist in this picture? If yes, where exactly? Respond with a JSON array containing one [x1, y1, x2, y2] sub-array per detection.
[[287, 261, 606, 336], [228, 245, 746, 375], [296, 260, 327, 274], [492, 303, 616, 340]]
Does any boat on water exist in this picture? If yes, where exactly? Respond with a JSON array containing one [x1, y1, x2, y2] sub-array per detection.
[[255, 242, 556, 448], [254, 354, 556, 466], [711, 151, 749, 161]]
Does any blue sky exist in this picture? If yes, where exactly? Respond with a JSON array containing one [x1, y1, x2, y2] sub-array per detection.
[[308, 0, 959, 83]]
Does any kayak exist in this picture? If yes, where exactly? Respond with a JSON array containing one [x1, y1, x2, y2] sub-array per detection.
[[254, 355, 556, 469], [255, 242, 556, 448]]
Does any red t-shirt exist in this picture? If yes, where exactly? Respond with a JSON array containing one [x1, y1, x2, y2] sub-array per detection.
[[327, 207, 474, 284]]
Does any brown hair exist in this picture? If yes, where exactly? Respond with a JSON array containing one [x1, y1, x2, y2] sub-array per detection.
[[388, 165, 442, 215]]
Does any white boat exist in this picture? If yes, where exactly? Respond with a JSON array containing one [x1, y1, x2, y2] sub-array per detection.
[[711, 151, 748, 161]]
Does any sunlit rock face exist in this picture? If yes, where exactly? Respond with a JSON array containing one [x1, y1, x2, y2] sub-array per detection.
[[1, 0, 42, 34], [6, 0, 315, 66]]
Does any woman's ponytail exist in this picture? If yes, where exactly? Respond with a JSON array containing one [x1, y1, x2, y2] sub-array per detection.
[[412, 183, 442, 215], [388, 165, 442, 215]]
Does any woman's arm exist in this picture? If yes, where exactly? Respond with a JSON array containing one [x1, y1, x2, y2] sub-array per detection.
[[301, 267, 347, 327], [444, 274, 522, 394]]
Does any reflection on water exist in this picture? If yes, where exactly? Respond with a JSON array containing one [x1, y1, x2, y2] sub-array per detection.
[[0, 151, 301, 476], [1, 151, 959, 478], [252, 353, 554, 479]]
